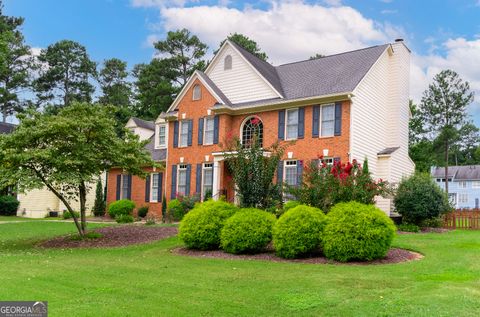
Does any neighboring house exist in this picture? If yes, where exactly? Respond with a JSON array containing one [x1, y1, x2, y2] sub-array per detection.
[[431, 165, 480, 209], [106, 117, 167, 215], [106, 39, 414, 216]]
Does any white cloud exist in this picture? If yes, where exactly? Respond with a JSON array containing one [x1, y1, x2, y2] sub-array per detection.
[[381, 9, 397, 14], [322, 0, 343, 6], [131, 0, 190, 8]]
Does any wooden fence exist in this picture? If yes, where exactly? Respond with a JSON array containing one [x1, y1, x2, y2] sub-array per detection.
[[443, 209, 480, 229]]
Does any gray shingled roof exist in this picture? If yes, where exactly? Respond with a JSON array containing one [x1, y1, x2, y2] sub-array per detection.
[[431, 165, 480, 180], [377, 147, 400, 155], [0, 122, 16, 134], [131, 117, 155, 130], [197, 70, 232, 106], [145, 136, 166, 161]]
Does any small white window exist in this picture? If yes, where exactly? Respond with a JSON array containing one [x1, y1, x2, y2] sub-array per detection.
[[202, 163, 214, 198], [204, 117, 215, 145], [472, 181, 480, 189], [151, 173, 160, 202], [121, 175, 129, 199], [458, 181, 467, 189], [320, 157, 334, 166], [459, 193, 468, 204], [320, 104, 335, 137], [158, 124, 166, 147], [286, 109, 299, 140], [192, 84, 201, 100], [177, 164, 188, 196], [284, 160, 298, 187], [224, 55, 232, 70], [179, 121, 189, 147]]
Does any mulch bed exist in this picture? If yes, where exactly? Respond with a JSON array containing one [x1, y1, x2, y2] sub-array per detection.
[[39, 225, 178, 248], [173, 247, 422, 265]]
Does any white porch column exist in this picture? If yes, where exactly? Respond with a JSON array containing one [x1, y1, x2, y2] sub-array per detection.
[[212, 159, 221, 200]]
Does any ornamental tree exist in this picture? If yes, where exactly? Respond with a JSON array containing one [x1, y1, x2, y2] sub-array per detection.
[[0, 102, 153, 236]]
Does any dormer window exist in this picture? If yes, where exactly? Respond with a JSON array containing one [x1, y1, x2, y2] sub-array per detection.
[[192, 84, 201, 100], [158, 124, 167, 148], [224, 55, 232, 70]]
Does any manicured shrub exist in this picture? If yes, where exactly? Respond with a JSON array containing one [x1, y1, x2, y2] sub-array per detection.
[[283, 200, 301, 212], [63, 210, 80, 219], [397, 223, 420, 233], [0, 195, 20, 216], [420, 217, 443, 228], [179, 200, 238, 250], [273, 205, 326, 259], [92, 179, 106, 217], [167, 199, 184, 221], [220, 208, 276, 254], [115, 214, 135, 223], [394, 174, 450, 225], [137, 206, 149, 218], [108, 199, 135, 219], [323, 202, 396, 262]]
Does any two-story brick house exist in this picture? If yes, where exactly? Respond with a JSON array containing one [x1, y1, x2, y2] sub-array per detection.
[[106, 39, 415, 216]]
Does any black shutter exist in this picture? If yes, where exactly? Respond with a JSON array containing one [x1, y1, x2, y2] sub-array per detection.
[[173, 121, 179, 148], [185, 164, 191, 196], [334, 102, 342, 136], [158, 173, 163, 202], [213, 115, 220, 144], [296, 160, 303, 186], [196, 163, 202, 194], [116, 175, 121, 200], [312, 105, 320, 137], [198, 118, 204, 145], [298, 107, 305, 139], [278, 110, 285, 140], [187, 120, 193, 146], [145, 174, 151, 202], [277, 161, 284, 185], [126, 175, 132, 200], [171, 165, 177, 199]]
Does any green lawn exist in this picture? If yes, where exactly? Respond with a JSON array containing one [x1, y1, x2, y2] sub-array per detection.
[[0, 222, 479, 317]]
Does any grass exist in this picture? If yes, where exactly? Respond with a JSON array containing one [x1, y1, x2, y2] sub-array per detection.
[[0, 222, 479, 316]]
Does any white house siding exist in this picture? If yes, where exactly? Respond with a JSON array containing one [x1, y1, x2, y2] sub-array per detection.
[[206, 45, 279, 104]]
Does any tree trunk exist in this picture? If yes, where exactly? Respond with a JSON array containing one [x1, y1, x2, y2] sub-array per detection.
[[445, 140, 449, 195], [1, 110, 6, 123], [79, 181, 87, 233]]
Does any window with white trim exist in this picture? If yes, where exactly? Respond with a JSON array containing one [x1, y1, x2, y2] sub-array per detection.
[[284, 160, 298, 187], [320, 104, 335, 137], [458, 181, 467, 189], [121, 175, 129, 199], [177, 164, 188, 196], [179, 121, 189, 147], [286, 108, 298, 140], [158, 124, 166, 147], [472, 181, 480, 189], [224, 55, 232, 70], [204, 117, 215, 145], [202, 163, 213, 197], [242, 117, 263, 148], [193, 84, 201, 100], [151, 173, 161, 202], [321, 157, 334, 166], [458, 193, 468, 204]]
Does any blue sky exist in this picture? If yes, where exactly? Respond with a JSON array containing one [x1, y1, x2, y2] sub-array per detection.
[[4, 0, 480, 124]]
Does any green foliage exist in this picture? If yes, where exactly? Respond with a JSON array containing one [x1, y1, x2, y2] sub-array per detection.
[[220, 208, 276, 254], [145, 211, 157, 225], [63, 210, 80, 220], [397, 223, 420, 233], [115, 214, 134, 223], [394, 174, 450, 225], [322, 202, 396, 262], [283, 200, 301, 212], [92, 179, 106, 217], [108, 199, 135, 218], [420, 217, 444, 228], [167, 199, 183, 222], [273, 205, 326, 259], [217, 33, 268, 61], [0, 195, 19, 216], [179, 200, 239, 250], [137, 206, 149, 218]]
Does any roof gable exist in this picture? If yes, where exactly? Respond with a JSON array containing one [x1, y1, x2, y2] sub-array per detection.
[[0, 122, 16, 134]]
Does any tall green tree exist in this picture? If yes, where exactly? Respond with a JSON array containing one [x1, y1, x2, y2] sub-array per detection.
[[0, 2, 32, 122], [154, 28, 207, 86], [34, 40, 97, 110], [309, 53, 325, 60], [217, 33, 268, 61], [419, 69, 475, 194], [408, 100, 437, 172], [132, 58, 177, 120], [0, 102, 153, 236]]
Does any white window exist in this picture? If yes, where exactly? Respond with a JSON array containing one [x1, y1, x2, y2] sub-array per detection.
[[179, 121, 189, 147], [202, 163, 213, 198], [204, 117, 215, 145], [177, 164, 188, 196], [321, 157, 334, 166], [320, 104, 335, 137], [193, 84, 201, 100], [158, 124, 166, 147], [151, 173, 161, 202], [459, 193, 468, 204], [224, 55, 232, 70], [458, 181, 467, 189], [121, 175, 129, 199], [472, 181, 480, 189], [284, 160, 298, 187], [286, 108, 298, 140]]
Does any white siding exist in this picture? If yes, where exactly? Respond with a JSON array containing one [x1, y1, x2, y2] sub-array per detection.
[[206, 45, 279, 104]]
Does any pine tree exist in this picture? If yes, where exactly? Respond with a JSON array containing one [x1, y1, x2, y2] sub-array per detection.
[[92, 178, 106, 217]]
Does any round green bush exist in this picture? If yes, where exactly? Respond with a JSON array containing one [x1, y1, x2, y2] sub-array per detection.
[[115, 214, 135, 223], [108, 199, 135, 219], [394, 174, 450, 225], [273, 205, 326, 259], [167, 199, 185, 221], [179, 200, 238, 250], [0, 195, 20, 216], [323, 202, 396, 262], [220, 208, 276, 254], [137, 206, 149, 218], [63, 210, 80, 219]]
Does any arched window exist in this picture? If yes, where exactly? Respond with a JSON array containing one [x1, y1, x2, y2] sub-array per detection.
[[241, 116, 263, 148], [192, 84, 201, 100], [224, 55, 232, 70]]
